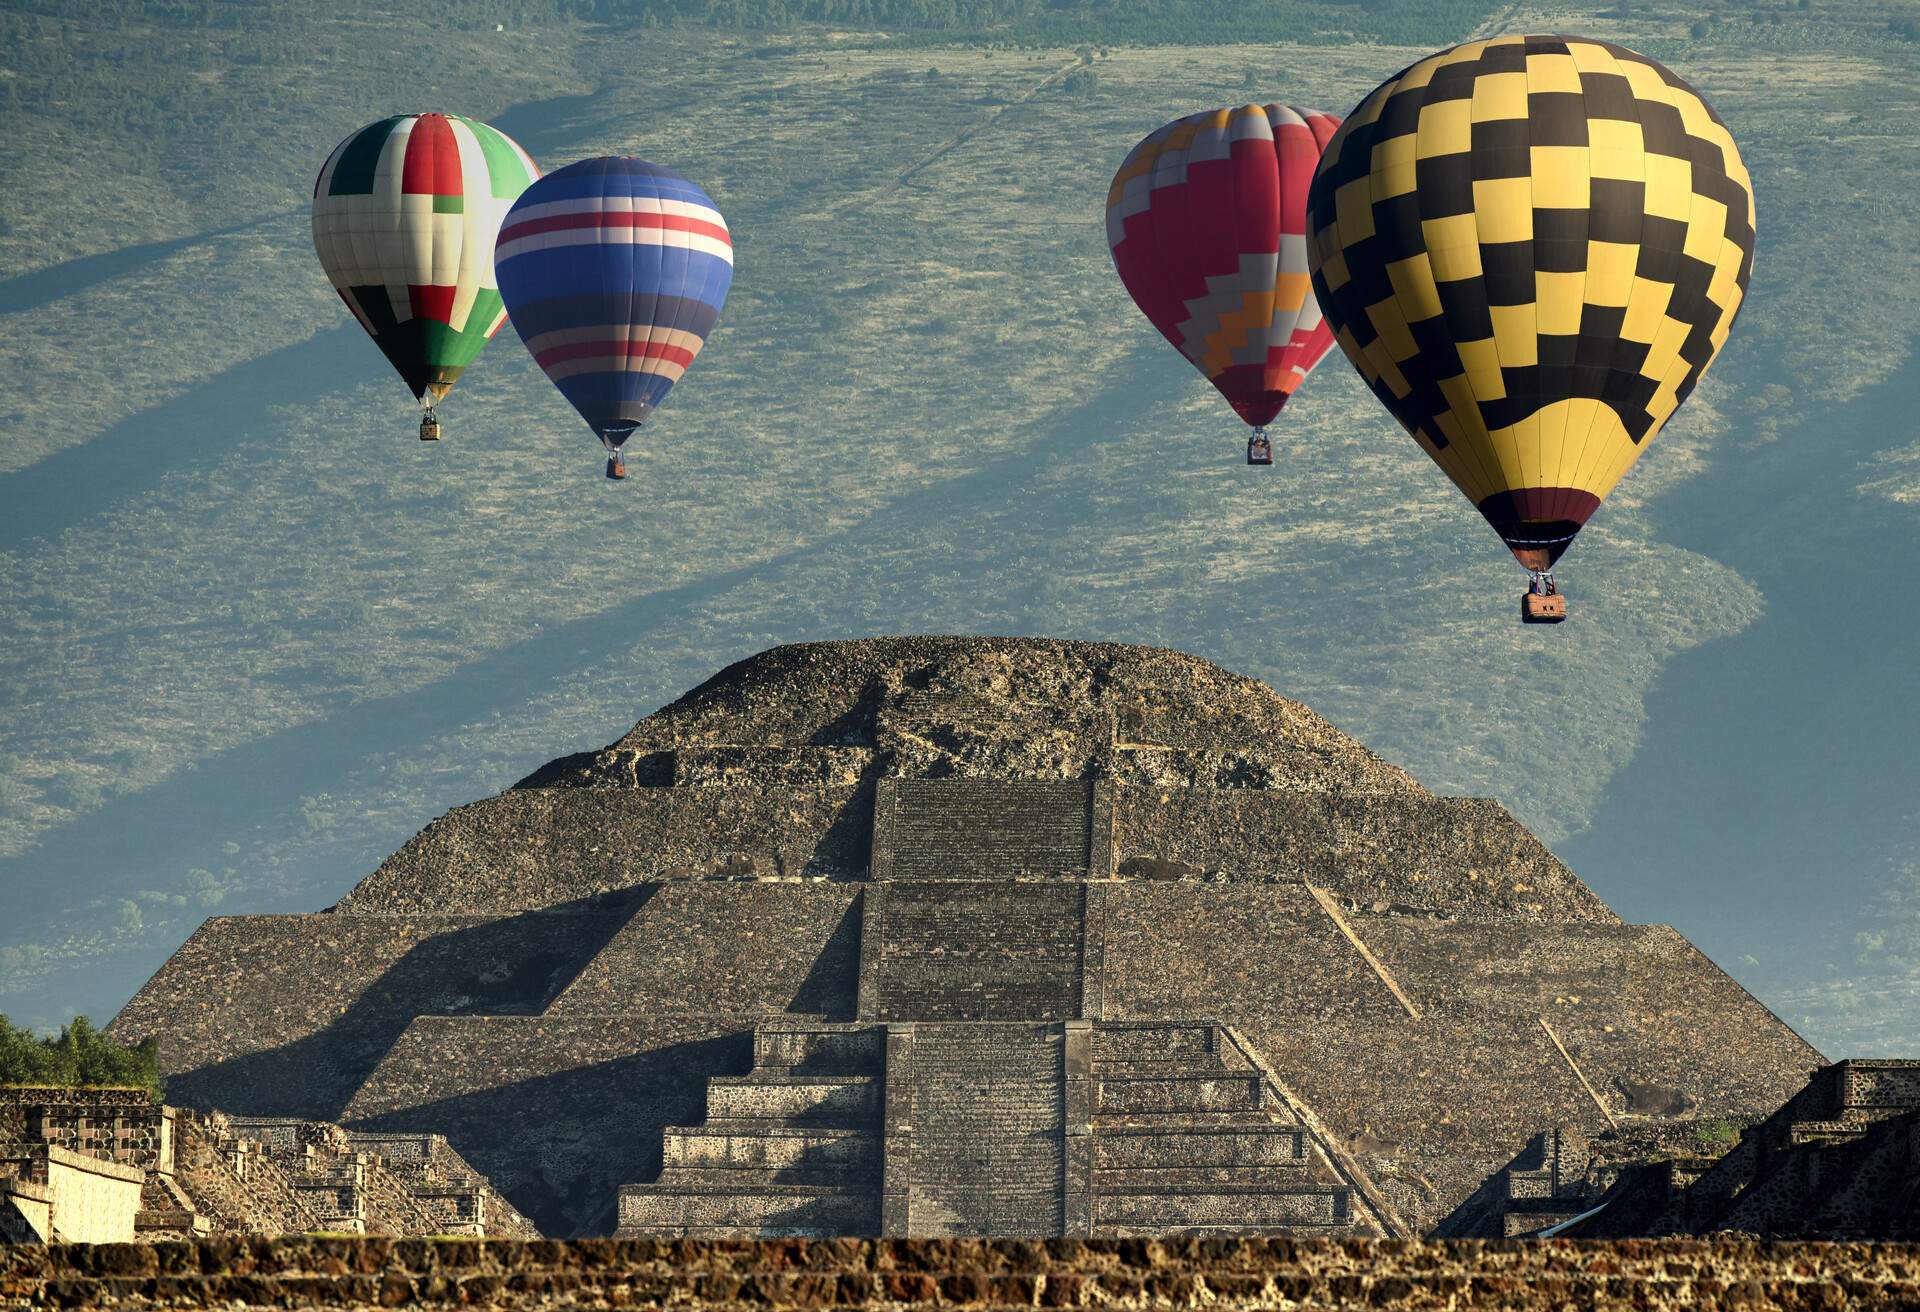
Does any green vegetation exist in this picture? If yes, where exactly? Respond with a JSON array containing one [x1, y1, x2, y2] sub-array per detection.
[[1696, 1118, 1740, 1148], [0, 1015, 162, 1097]]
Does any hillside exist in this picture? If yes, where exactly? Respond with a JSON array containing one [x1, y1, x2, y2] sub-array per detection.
[[0, 0, 1916, 1054]]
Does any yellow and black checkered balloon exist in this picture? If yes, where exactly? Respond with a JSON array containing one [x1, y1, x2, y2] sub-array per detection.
[[1305, 35, 1754, 570]]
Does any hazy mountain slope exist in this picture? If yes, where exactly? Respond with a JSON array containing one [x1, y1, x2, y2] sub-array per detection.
[[0, 2, 1915, 1059]]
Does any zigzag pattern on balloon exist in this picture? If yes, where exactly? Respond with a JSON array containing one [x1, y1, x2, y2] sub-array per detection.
[[1305, 34, 1754, 566]]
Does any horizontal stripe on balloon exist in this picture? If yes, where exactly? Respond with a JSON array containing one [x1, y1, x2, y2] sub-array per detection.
[[495, 223, 734, 265], [542, 356, 690, 383], [495, 249, 734, 310], [502, 294, 722, 345], [534, 339, 697, 369], [498, 208, 731, 246], [521, 323, 708, 355], [503, 194, 727, 230]]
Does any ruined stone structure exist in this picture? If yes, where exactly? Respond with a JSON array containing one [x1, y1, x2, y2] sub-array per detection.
[[0, 1090, 533, 1242], [110, 639, 1824, 1239], [1536, 1059, 1920, 1240]]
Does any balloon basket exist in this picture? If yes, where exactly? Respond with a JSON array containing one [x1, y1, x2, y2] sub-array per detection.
[[1521, 591, 1567, 624], [419, 415, 441, 442], [606, 455, 627, 481], [1246, 431, 1274, 465]]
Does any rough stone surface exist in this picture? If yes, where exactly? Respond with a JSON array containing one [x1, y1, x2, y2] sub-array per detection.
[[109, 638, 1828, 1239], [1554, 1060, 1920, 1241], [4, 1237, 1920, 1310], [0, 1090, 533, 1243]]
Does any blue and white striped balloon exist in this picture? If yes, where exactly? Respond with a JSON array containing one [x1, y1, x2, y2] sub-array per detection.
[[494, 157, 733, 453]]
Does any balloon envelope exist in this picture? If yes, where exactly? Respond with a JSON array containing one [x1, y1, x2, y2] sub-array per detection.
[[313, 114, 539, 404], [493, 157, 733, 450], [1107, 104, 1343, 430], [1305, 35, 1754, 569]]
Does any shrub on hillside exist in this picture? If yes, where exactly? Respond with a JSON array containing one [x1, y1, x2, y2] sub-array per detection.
[[0, 1015, 162, 1098]]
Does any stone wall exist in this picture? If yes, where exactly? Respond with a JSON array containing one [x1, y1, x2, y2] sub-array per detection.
[[0, 1090, 173, 1178], [342, 788, 871, 913], [25, 1146, 144, 1244], [340, 1017, 755, 1238], [547, 885, 862, 1019], [1111, 790, 1614, 922], [111, 910, 634, 1118], [5, 1237, 1919, 1310], [860, 885, 1085, 1023], [324, 784, 1610, 923]]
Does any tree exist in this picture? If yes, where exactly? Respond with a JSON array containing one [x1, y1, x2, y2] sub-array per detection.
[[0, 1014, 163, 1098]]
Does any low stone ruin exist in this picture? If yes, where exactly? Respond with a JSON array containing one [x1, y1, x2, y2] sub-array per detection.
[[0, 1088, 535, 1242]]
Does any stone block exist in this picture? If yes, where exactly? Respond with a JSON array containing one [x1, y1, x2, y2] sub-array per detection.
[[875, 780, 1096, 881], [706, 1077, 881, 1123]]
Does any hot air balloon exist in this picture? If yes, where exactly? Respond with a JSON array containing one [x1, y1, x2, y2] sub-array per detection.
[[1107, 104, 1343, 465], [493, 158, 733, 481], [312, 114, 539, 441], [1305, 35, 1754, 623]]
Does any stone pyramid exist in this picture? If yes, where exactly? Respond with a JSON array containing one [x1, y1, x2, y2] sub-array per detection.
[[111, 638, 1821, 1237]]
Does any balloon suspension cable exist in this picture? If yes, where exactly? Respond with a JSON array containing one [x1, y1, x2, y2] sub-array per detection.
[[1527, 569, 1558, 596]]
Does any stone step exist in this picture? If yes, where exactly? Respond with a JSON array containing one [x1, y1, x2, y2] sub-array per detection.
[[752, 1027, 885, 1075], [1094, 1184, 1353, 1230], [134, 1208, 211, 1237], [1093, 1125, 1305, 1169], [1089, 1025, 1219, 1066], [1095, 1074, 1269, 1115], [1787, 1118, 1875, 1146], [1094, 1164, 1316, 1189], [1092, 1055, 1243, 1080], [705, 1075, 881, 1122], [664, 1127, 878, 1172], [876, 779, 1096, 880], [654, 1166, 879, 1190], [1093, 1110, 1294, 1131], [616, 1184, 879, 1238]]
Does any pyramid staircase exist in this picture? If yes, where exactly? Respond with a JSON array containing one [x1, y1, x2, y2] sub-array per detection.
[[617, 777, 1395, 1238], [1085, 1023, 1359, 1234], [617, 1025, 885, 1237]]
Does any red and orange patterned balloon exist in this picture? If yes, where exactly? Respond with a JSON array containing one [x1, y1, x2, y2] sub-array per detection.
[[1106, 105, 1343, 440]]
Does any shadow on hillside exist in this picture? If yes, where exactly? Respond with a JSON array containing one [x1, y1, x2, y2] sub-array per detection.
[[156, 890, 647, 1122], [490, 93, 604, 159], [0, 323, 368, 554], [0, 217, 291, 315]]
